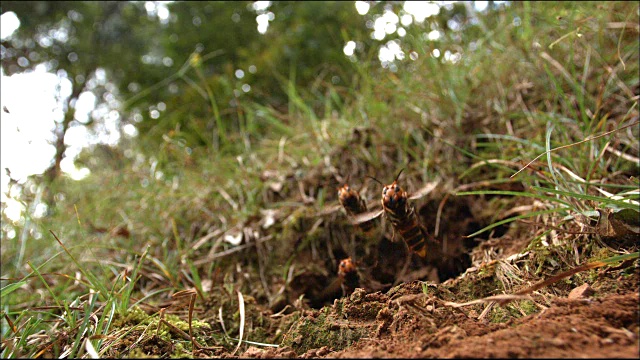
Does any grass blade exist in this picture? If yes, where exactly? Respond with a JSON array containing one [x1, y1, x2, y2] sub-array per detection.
[[464, 208, 563, 238]]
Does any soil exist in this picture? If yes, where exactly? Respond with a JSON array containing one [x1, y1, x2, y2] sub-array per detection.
[[198, 147, 640, 359], [96, 129, 640, 359], [94, 181, 640, 359], [237, 269, 639, 359]]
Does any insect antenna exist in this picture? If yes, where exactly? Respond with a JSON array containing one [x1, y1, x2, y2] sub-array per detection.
[[394, 168, 404, 183], [336, 173, 350, 191], [368, 168, 404, 187], [366, 175, 384, 186]]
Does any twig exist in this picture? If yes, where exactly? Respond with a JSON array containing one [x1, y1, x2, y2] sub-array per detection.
[[477, 301, 496, 320], [444, 294, 531, 308], [444, 252, 639, 308], [170, 289, 222, 351]]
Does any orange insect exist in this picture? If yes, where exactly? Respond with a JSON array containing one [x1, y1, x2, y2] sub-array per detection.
[[353, 169, 441, 259], [337, 183, 377, 233], [317, 179, 379, 234], [337, 257, 359, 295]]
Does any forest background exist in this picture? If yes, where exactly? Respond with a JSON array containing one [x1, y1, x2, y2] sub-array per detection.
[[1, 1, 638, 358]]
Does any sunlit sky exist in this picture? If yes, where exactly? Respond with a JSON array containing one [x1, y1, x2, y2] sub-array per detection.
[[0, 1, 500, 222]]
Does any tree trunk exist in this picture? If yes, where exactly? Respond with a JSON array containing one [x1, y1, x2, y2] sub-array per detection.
[[44, 81, 83, 184]]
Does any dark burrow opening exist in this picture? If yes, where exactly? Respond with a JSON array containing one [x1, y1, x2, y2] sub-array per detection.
[[287, 195, 490, 310]]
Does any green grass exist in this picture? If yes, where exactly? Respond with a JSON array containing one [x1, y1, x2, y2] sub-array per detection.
[[1, 1, 638, 357]]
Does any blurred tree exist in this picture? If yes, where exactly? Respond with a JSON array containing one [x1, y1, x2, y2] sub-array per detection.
[[126, 1, 263, 156], [2, 1, 443, 180], [1, 1, 158, 185], [255, 1, 371, 105], [126, 1, 373, 160]]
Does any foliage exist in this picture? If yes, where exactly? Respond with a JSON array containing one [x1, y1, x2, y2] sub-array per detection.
[[1, 1, 638, 358]]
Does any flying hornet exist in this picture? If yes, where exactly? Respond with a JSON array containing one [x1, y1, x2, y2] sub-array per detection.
[[352, 169, 442, 260], [316, 177, 379, 234]]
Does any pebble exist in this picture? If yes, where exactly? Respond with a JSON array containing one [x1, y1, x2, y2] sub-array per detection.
[[567, 283, 595, 299]]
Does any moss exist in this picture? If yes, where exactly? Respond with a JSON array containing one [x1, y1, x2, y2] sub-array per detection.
[[477, 263, 497, 277], [248, 327, 269, 344], [170, 342, 190, 358], [344, 299, 385, 320], [332, 298, 345, 317], [446, 272, 504, 302], [519, 300, 539, 316], [271, 312, 301, 344], [280, 310, 369, 354], [589, 245, 615, 261], [489, 305, 511, 324], [112, 306, 152, 328], [503, 299, 540, 320], [162, 313, 211, 333], [106, 305, 223, 358], [128, 347, 159, 358]]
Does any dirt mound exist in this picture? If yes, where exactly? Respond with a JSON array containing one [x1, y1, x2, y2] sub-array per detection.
[[239, 266, 639, 358]]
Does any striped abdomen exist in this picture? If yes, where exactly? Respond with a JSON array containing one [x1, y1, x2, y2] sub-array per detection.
[[381, 180, 428, 258], [383, 202, 428, 258]]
